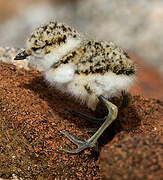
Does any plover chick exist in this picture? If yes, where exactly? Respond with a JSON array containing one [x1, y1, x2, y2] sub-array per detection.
[[14, 21, 136, 153]]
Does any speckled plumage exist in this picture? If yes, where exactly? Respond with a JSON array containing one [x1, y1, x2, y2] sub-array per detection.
[[16, 21, 136, 110], [53, 40, 135, 76], [27, 21, 81, 55]]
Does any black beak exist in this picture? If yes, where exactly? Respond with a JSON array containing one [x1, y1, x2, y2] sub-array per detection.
[[14, 50, 29, 60]]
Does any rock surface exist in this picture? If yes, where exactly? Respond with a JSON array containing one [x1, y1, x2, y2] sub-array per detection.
[[0, 62, 101, 179], [100, 133, 163, 180], [99, 75, 163, 179], [0, 54, 162, 179]]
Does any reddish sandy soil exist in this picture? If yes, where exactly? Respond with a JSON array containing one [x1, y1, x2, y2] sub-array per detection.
[[99, 133, 163, 180], [0, 62, 162, 179]]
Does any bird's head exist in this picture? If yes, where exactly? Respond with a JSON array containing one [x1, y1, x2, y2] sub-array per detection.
[[14, 21, 82, 70], [15, 21, 81, 59]]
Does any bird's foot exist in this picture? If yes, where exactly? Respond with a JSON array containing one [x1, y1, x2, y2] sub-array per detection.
[[60, 95, 118, 153]]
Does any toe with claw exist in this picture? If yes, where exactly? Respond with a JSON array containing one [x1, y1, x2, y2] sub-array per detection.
[[60, 130, 95, 153]]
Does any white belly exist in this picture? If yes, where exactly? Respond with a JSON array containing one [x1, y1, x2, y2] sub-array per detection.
[[44, 65, 135, 110], [67, 72, 135, 110]]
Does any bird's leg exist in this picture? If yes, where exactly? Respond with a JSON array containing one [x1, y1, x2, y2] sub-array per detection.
[[72, 94, 106, 124], [121, 90, 132, 108], [60, 95, 118, 153], [73, 91, 130, 124], [72, 110, 106, 124]]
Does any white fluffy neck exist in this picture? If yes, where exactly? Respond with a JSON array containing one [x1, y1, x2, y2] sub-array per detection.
[[32, 37, 82, 71]]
